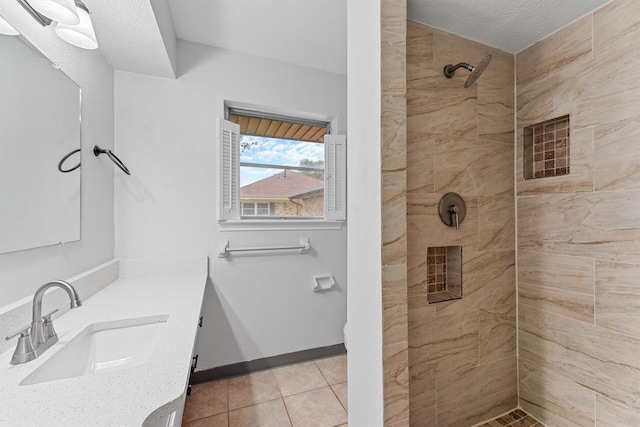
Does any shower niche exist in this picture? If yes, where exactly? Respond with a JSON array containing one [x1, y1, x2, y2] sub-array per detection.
[[426, 245, 462, 304], [523, 115, 570, 179]]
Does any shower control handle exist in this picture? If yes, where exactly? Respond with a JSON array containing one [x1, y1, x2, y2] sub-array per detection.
[[438, 192, 466, 230], [450, 205, 460, 230]]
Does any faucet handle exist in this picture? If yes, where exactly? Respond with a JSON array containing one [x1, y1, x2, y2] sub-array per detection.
[[42, 309, 59, 321], [42, 309, 59, 340], [5, 325, 31, 341]]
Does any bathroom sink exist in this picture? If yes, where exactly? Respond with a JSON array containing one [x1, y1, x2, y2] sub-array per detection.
[[20, 315, 169, 386]]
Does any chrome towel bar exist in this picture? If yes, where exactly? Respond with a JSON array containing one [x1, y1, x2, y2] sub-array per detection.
[[219, 238, 310, 258]]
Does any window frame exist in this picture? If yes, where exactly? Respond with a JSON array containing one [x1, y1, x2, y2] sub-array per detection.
[[217, 105, 345, 231]]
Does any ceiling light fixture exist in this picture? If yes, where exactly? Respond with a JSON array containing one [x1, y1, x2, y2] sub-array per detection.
[[29, 0, 78, 25], [0, 16, 20, 36], [16, 0, 98, 50]]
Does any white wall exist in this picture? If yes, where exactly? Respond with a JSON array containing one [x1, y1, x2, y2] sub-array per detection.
[[114, 40, 347, 370], [0, 3, 115, 309], [346, 0, 384, 425]]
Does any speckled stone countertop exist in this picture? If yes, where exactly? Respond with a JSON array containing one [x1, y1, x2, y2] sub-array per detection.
[[0, 257, 207, 427]]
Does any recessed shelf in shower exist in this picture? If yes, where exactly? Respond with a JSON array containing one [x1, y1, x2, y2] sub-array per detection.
[[426, 245, 462, 304]]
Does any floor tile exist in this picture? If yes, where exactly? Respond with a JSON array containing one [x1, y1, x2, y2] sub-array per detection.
[[273, 361, 328, 396], [183, 412, 228, 427], [228, 399, 292, 427], [183, 380, 228, 423], [228, 370, 282, 410], [284, 387, 348, 427], [315, 355, 348, 386], [331, 382, 348, 412]]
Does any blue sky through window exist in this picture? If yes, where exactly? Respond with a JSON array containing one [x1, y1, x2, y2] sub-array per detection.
[[239, 135, 324, 186]]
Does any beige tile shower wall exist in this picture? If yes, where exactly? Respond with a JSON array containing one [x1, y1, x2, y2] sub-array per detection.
[[406, 20, 516, 427], [382, 1, 409, 426], [516, 1, 640, 425]]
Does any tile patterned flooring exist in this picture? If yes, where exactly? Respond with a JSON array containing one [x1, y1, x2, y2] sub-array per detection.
[[182, 355, 348, 427], [183, 355, 542, 427]]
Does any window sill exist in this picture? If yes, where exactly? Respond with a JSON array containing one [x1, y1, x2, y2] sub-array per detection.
[[218, 219, 344, 232]]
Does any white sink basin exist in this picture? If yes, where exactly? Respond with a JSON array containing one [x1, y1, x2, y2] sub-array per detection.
[[20, 315, 169, 386]]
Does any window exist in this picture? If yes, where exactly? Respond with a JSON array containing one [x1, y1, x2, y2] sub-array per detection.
[[241, 202, 275, 217], [217, 108, 345, 223]]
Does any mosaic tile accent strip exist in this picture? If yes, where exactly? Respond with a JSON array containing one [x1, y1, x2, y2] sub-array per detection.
[[524, 116, 570, 179], [427, 246, 447, 293], [476, 409, 546, 427]]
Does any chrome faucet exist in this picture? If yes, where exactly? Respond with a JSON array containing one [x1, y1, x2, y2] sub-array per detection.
[[5, 280, 82, 365]]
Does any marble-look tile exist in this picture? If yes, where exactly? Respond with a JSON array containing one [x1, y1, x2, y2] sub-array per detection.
[[382, 29, 406, 94], [183, 380, 228, 423], [595, 260, 640, 339], [227, 370, 281, 411], [519, 304, 640, 410], [593, 0, 640, 60], [407, 74, 478, 139], [228, 399, 291, 427], [387, 419, 410, 427], [315, 355, 347, 387], [407, 132, 434, 194], [478, 82, 514, 144], [383, 264, 409, 345], [594, 116, 640, 191], [478, 197, 515, 251], [283, 387, 347, 427], [383, 169, 407, 191], [273, 361, 328, 396], [383, 188, 407, 266], [409, 304, 478, 377], [384, 341, 410, 425], [407, 20, 433, 80], [519, 357, 595, 427], [461, 250, 516, 311], [479, 303, 516, 364], [516, 14, 592, 88], [407, 248, 427, 310], [518, 190, 640, 264], [382, 96, 406, 178], [381, 0, 406, 36], [437, 356, 517, 427], [331, 382, 348, 412], [518, 250, 594, 323], [516, 127, 594, 195], [575, 26, 640, 129], [596, 394, 640, 427], [434, 134, 513, 197], [408, 356, 436, 426], [183, 413, 228, 427]]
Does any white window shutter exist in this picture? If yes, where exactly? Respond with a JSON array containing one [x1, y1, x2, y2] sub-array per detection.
[[324, 134, 346, 221], [217, 119, 240, 221]]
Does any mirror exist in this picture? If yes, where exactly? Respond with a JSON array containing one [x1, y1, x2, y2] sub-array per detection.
[[0, 33, 81, 254]]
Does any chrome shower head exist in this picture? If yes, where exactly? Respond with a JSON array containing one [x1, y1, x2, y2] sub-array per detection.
[[443, 54, 492, 88]]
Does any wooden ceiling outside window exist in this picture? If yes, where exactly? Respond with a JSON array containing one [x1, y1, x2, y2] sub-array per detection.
[[229, 113, 328, 143]]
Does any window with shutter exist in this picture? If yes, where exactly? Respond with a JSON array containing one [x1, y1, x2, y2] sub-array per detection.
[[217, 109, 346, 224]]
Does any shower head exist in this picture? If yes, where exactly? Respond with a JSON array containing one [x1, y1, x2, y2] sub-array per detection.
[[443, 54, 492, 88]]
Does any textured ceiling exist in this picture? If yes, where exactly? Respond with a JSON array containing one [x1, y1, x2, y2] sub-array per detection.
[[167, 0, 347, 76], [408, 0, 613, 53], [85, 0, 177, 78], [80, 0, 614, 78]]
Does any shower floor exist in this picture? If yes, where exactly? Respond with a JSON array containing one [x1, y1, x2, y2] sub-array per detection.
[[477, 408, 545, 427]]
